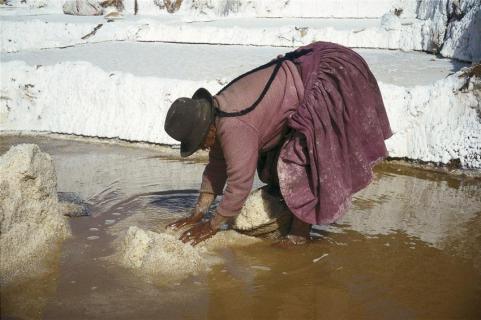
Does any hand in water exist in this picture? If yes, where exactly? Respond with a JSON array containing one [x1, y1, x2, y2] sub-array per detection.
[[179, 213, 227, 246], [166, 192, 215, 230], [179, 220, 218, 246], [166, 210, 203, 230]]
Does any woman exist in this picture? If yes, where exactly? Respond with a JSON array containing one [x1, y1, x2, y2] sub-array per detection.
[[164, 41, 392, 246]]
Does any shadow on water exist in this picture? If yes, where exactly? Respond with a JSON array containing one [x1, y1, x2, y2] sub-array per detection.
[[140, 190, 198, 212], [1, 136, 480, 320]]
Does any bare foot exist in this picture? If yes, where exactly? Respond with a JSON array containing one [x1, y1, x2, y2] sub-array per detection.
[[272, 234, 309, 249]]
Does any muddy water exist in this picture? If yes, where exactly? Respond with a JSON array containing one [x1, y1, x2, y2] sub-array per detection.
[[1, 136, 480, 320]]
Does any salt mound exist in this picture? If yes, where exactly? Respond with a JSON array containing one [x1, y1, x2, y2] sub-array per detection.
[[233, 186, 292, 238], [113, 226, 260, 284], [0, 144, 71, 284], [116, 226, 215, 281]]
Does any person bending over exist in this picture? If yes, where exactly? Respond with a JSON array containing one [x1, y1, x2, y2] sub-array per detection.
[[164, 41, 392, 246]]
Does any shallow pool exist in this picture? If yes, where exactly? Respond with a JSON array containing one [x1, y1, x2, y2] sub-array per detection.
[[1, 135, 480, 320]]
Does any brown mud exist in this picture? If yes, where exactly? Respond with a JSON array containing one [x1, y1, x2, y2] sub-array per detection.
[[1, 135, 480, 320]]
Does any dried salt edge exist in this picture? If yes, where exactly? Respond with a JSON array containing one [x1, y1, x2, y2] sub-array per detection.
[[313, 253, 329, 263]]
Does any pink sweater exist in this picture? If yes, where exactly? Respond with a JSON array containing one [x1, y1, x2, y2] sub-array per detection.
[[200, 60, 305, 217]]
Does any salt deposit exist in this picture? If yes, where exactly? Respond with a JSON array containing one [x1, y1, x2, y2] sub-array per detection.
[[441, 1, 481, 62], [0, 144, 71, 284], [114, 226, 215, 283], [63, 0, 103, 16], [416, 0, 481, 62], [112, 226, 259, 284], [382, 65, 481, 168], [0, 0, 480, 170], [233, 186, 292, 238], [1, 0, 479, 62], [1, 58, 479, 168], [0, 0, 419, 18], [0, 15, 452, 57], [105, 191, 260, 284]]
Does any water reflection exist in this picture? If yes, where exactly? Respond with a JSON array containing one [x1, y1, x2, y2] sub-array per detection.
[[322, 164, 481, 268]]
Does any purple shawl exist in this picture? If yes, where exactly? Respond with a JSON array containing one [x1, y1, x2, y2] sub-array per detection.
[[278, 42, 393, 225]]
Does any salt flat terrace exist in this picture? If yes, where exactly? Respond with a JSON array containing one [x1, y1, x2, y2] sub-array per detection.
[[0, 41, 467, 87], [0, 11, 452, 59], [0, 13, 386, 29]]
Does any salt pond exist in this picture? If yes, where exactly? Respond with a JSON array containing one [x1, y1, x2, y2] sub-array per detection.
[[0, 41, 467, 86], [1, 135, 480, 320]]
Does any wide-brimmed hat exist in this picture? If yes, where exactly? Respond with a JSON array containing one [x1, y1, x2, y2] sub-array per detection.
[[164, 88, 215, 157]]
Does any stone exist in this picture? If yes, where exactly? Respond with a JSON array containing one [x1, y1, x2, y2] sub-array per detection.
[[63, 0, 103, 16], [58, 191, 91, 217]]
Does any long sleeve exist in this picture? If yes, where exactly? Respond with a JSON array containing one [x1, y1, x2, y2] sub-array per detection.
[[216, 118, 260, 217], [200, 139, 227, 195]]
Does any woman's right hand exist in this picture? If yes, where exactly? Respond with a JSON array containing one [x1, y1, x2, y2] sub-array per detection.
[[166, 192, 216, 230]]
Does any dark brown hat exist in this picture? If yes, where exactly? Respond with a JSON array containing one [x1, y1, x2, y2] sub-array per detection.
[[164, 88, 215, 157]]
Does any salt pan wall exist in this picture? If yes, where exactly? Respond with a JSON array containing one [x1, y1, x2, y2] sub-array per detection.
[[1, 61, 480, 168]]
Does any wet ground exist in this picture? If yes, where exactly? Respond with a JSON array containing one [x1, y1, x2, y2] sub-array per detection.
[[1, 135, 480, 320]]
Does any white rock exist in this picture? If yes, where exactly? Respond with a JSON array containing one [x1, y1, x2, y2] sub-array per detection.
[[382, 67, 481, 168], [415, 0, 481, 61], [441, 3, 481, 62], [381, 13, 401, 31], [63, 0, 103, 16], [0, 144, 71, 284]]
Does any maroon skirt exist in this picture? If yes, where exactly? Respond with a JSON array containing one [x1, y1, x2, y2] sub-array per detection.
[[278, 41, 393, 225]]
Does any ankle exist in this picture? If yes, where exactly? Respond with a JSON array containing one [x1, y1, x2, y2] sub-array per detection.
[[289, 216, 311, 237]]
